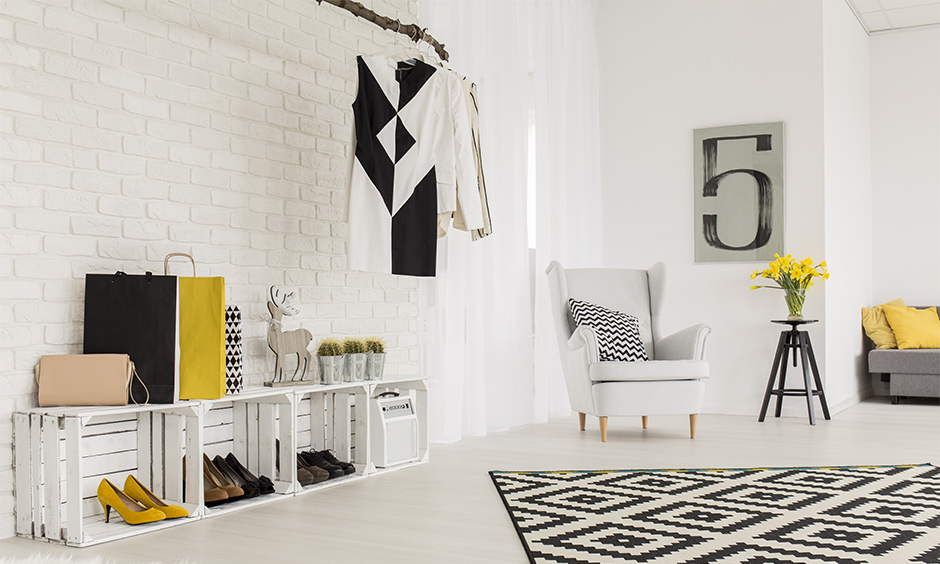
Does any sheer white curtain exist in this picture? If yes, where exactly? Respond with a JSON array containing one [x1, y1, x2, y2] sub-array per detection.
[[419, 0, 535, 442], [532, 0, 604, 421], [417, 0, 602, 441]]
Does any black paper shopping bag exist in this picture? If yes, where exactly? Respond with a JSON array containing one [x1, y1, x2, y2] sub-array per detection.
[[83, 271, 179, 403]]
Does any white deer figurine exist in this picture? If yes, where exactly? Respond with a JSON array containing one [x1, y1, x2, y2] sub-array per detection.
[[266, 286, 313, 383]]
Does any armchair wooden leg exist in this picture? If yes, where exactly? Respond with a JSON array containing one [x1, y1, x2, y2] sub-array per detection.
[[689, 414, 699, 439], [599, 416, 608, 442], [641, 415, 648, 429], [578, 412, 586, 431]]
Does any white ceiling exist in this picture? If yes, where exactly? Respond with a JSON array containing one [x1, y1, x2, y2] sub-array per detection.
[[846, 0, 940, 33]]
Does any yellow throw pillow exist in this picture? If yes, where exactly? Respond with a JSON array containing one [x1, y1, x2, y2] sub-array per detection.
[[882, 305, 940, 350], [861, 298, 906, 349]]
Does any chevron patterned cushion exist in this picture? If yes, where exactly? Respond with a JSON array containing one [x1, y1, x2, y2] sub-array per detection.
[[569, 298, 649, 362]]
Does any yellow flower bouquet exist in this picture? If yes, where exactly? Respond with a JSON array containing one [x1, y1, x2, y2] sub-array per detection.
[[750, 254, 830, 319]]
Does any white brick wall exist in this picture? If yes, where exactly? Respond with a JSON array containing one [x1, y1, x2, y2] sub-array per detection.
[[0, 0, 422, 539]]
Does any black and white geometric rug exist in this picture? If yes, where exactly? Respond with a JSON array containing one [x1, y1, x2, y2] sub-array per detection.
[[490, 464, 939, 564]]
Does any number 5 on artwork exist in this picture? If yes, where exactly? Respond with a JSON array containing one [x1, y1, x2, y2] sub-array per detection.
[[701, 134, 774, 251]]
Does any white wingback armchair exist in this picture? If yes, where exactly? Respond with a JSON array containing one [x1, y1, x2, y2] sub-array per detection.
[[546, 261, 710, 441]]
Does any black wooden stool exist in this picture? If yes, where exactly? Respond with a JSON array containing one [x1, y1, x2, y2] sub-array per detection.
[[758, 319, 831, 425]]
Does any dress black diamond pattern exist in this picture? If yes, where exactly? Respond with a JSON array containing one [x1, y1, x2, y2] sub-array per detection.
[[348, 55, 444, 276]]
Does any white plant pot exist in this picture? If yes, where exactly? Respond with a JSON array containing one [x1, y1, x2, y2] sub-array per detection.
[[318, 355, 345, 385], [345, 353, 367, 382], [365, 352, 386, 380]]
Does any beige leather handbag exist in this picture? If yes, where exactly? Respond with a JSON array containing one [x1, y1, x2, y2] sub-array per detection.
[[36, 354, 148, 407]]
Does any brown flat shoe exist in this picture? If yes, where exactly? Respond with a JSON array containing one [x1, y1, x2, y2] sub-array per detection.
[[297, 453, 330, 484], [297, 465, 316, 486]]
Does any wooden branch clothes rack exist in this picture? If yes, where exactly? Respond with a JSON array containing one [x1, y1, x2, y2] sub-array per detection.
[[316, 0, 450, 61]]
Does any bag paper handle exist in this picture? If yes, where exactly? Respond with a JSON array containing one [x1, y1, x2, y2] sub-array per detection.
[[164, 253, 196, 277]]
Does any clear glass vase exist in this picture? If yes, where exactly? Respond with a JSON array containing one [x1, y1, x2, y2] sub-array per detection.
[[785, 288, 806, 320]]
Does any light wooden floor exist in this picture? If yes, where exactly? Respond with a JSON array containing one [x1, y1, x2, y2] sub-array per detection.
[[2, 396, 938, 563]]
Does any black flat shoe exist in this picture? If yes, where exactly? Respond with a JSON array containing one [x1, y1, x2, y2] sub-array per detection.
[[214, 456, 260, 498], [226, 453, 275, 495], [300, 451, 344, 479], [315, 450, 355, 475]]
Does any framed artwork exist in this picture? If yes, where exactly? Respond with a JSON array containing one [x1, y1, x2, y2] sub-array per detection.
[[693, 122, 784, 263]]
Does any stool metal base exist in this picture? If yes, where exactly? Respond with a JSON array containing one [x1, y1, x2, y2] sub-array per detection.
[[758, 326, 831, 425]]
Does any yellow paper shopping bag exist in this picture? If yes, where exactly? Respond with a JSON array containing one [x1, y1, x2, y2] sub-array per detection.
[[165, 253, 226, 400]]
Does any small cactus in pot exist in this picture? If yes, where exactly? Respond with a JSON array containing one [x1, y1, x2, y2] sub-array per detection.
[[316, 338, 345, 385], [343, 337, 368, 382], [364, 337, 386, 380]]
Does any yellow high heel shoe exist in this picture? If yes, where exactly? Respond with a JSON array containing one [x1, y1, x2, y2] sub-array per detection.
[[97, 479, 166, 525], [124, 475, 189, 519]]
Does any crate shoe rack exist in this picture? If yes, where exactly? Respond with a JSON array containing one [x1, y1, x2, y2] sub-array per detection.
[[14, 377, 428, 547]]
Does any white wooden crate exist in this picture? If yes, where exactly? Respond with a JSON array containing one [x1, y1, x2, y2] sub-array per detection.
[[13, 402, 202, 547], [293, 381, 369, 496], [199, 387, 296, 518]]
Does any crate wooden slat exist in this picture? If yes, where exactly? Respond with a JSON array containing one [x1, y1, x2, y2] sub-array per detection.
[[136, 413, 152, 488], [29, 414, 43, 539], [164, 415, 183, 506], [185, 413, 204, 510], [199, 488, 285, 519], [77, 512, 197, 547], [308, 394, 326, 449], [13, 413, 32, 537], [64, 416, 82, 546], [150, 413, 164, 496], [293, 471, 366, 497], [42, 414, 61, 542]]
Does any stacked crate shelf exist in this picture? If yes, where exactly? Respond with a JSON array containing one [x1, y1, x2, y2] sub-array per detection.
[[13, 377, 428, 546]]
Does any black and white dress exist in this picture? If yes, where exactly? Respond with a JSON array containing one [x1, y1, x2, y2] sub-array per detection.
[[348, 55, 482, 276]]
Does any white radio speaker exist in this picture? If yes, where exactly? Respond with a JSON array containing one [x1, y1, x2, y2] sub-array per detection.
[[370, 392, 419, 468]]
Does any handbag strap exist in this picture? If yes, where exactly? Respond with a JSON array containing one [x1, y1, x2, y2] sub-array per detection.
[[128, 363, 149, 406], [164, 252, 196, 277]]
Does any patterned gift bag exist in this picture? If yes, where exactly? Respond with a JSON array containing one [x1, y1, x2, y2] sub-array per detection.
[[225, 306, 244, 394]]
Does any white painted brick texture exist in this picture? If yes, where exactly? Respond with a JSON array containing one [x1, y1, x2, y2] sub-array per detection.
[[0, 0, 421, 539]]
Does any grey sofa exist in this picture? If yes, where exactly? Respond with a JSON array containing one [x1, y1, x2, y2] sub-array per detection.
[[868, 306, 940, 404]]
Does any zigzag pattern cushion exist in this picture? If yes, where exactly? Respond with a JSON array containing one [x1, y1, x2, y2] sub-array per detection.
[[569, 298, 649, 362]]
